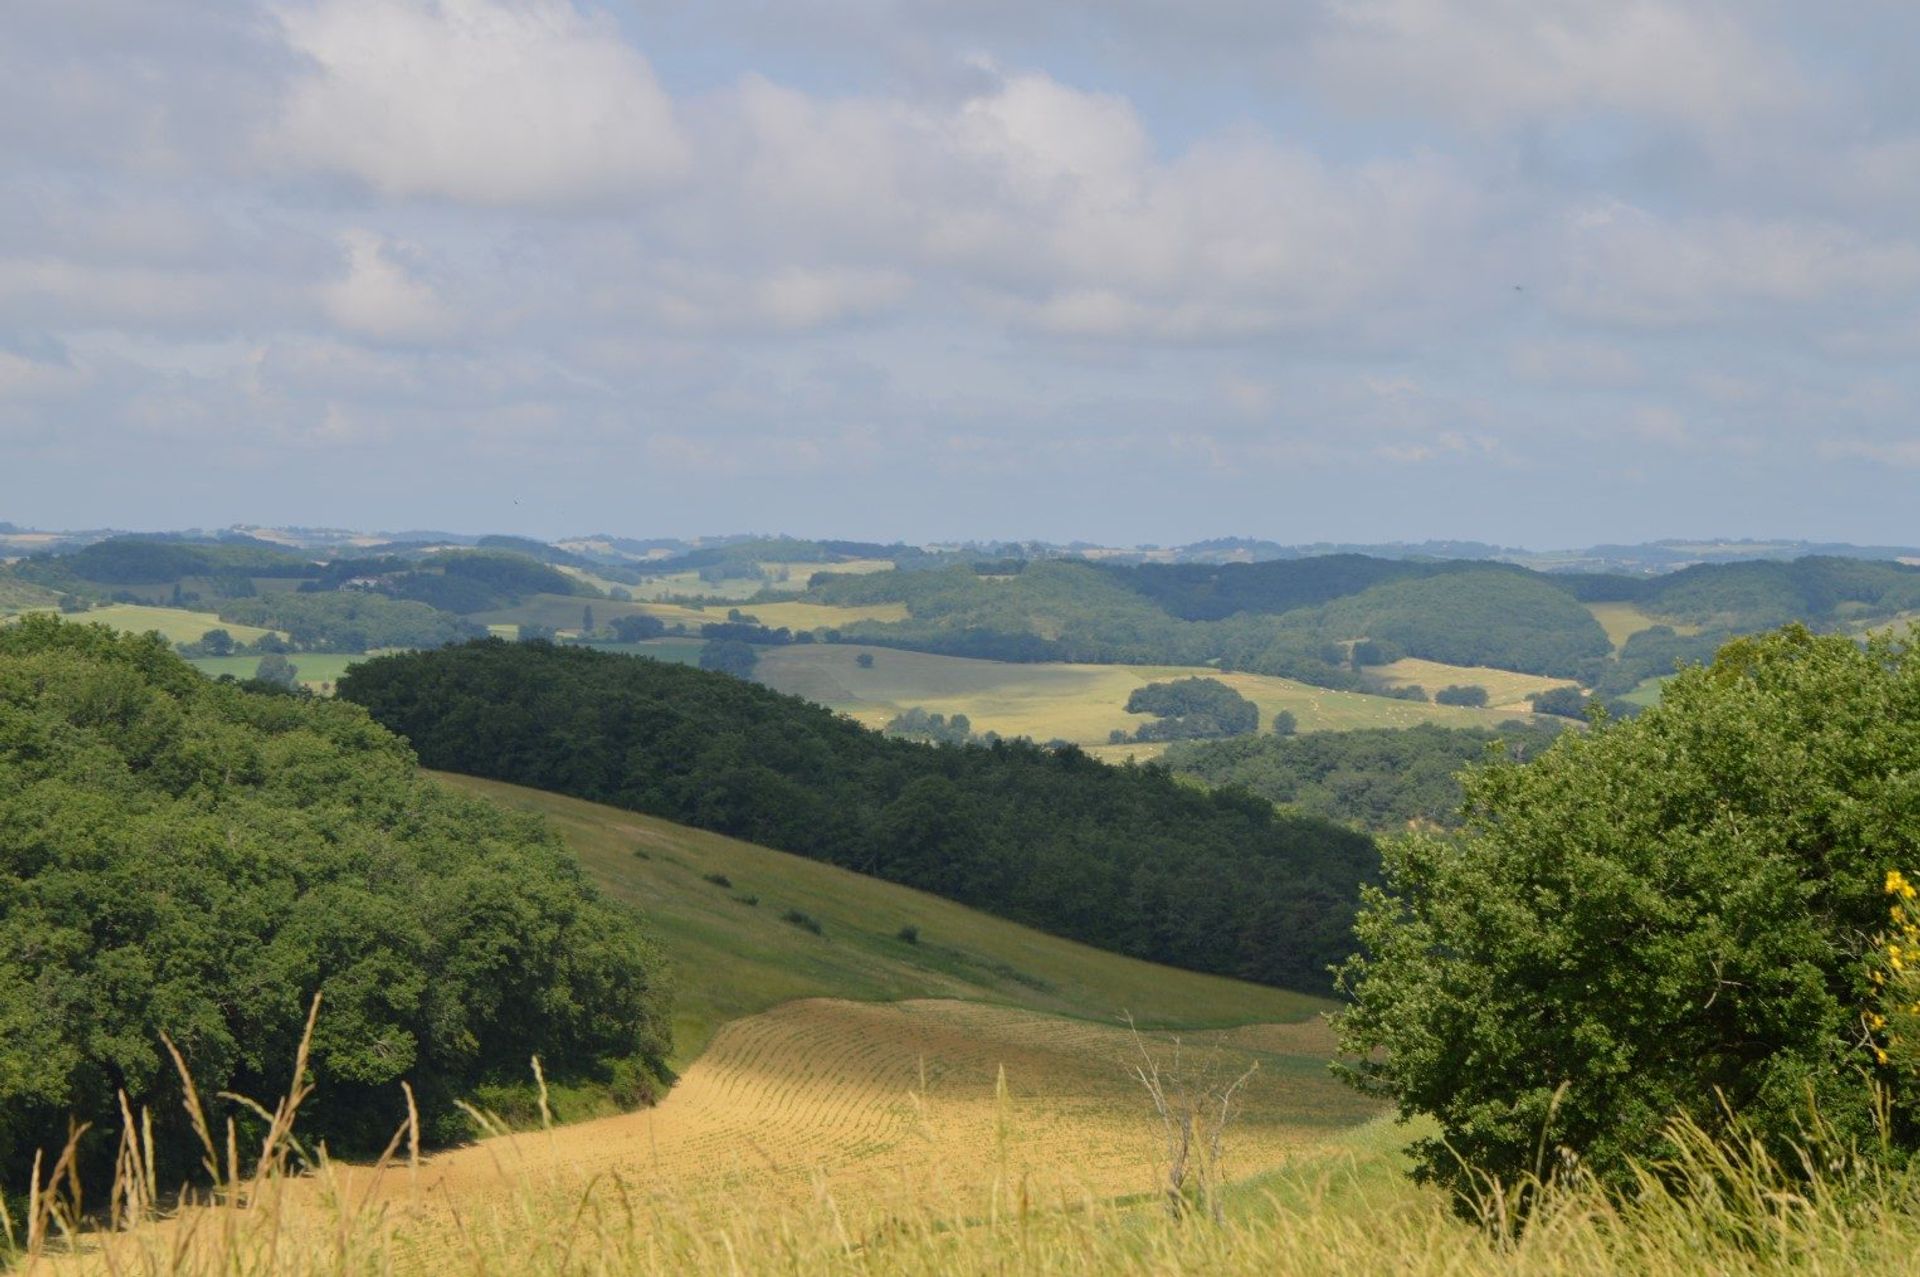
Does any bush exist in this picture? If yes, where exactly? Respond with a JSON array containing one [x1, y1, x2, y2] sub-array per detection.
[[1337, 627, 1920, 1200], [856, 652, 875, 668], [1529, 685, 1588, 718], [1271, 709, 1298, 737], [783, 909, 823, 935], [1433, 684, 1488, 707], [733, 893, 759, 907], [897, 924, 920, 944], [702, 872, 733, 888]]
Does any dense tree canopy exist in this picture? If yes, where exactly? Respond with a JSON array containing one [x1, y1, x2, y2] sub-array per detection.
[[339, 640, 1379, 989], [218, 591, 484, 652], [1336, 628, 1920, 1197], [0, 617, 671, 1191], [1122, 677, 1259, 741], [1165, 722, 1564, 831]]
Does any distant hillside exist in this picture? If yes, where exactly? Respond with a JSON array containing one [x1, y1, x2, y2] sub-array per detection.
[[340, 640, 1378, 990]]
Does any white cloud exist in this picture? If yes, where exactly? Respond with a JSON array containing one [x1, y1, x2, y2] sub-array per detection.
[[1310, 0, 1807, 137], [320, 230, 456, 341], [273, 0, 688, 205], [1553, 202, 1920, 326]]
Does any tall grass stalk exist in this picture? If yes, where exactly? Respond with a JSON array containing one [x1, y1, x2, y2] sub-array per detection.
[[16, 1017, 1920, 1275]]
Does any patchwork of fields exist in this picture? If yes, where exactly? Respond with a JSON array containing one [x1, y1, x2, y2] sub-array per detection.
[[751, 643, 1549, 753]]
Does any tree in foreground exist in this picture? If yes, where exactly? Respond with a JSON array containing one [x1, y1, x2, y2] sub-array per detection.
[[0, 616, 672, 1192], [1337, 627, 1920, 1199]]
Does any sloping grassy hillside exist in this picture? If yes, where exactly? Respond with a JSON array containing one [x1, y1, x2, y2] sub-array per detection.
[[428, 772, 1330, 1069]]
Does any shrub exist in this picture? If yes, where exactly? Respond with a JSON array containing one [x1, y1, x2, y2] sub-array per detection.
[[1270, 709, 1298, 736], [1434, 684, 1488, 707], [782, 909, 823, 935], [1338, 627, 1920, 1200], [702, 872, 733, 888], [1528, 685, 1587, 718], [897, 924, 920, 944], [733, 893, 759, 907], [856, 652, 875, 668]]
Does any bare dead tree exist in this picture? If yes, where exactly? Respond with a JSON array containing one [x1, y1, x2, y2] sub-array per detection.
[[1125, 1013, 1258, 1222]]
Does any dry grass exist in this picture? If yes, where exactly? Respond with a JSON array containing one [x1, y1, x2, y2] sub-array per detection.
[[52, 605, 287, 647], [1584, 602, 1699, 651], [30, 1039, 1920, 1277], [1365, 659, 1576, 711], [754, 645, 1552, 748]]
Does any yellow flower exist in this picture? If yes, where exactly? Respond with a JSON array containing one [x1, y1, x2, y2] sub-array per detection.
[[1877, 1047, 1891, 1065]]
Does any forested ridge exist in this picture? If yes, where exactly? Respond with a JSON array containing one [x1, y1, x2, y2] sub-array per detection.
[[0, 616, 671, 1190], [339, 640, 1379, 990]]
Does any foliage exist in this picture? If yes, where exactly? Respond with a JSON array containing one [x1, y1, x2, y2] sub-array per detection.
[[1527, 685, 1588, 718], [253, 652, 299, 688], [339, 641, 1379, 989], [609, 614, 667, 642], [17, 536, 311, 587], [883, 707, 991, 745], [218, 592, 483, 652], [1304, 570, 1611, 678], [699, 638, 760, 678], [1336, 627, 1920, 1197], [0, 616, 671, 1191], [1166, 722, 1564, 831], [1123, 677, 1259, 741], [1434, 685, 1488, 707]]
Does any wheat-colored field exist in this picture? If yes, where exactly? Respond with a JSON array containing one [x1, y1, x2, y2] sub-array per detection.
[[407, 998, 1370, 1212], [52, 604, 286, 646], [754, 645, 1550, 747], [1584, 601, 1699, 650], [1365, 658, 1576, 711]]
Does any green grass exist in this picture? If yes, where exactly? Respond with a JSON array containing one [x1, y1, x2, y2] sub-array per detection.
[[184, 651, 374, 690], [428, 771, 1331, 1071], [1616, 674, 1672, 708], [752, 644, 1551, 749], [50, 603, 285, 646]]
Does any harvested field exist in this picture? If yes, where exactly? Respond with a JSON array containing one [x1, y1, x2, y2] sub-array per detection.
[[408, 998, 1374, 1209]]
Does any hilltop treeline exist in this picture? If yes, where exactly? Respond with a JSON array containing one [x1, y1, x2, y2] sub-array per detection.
[[810, 559, 1613, 680], [0, 617, 671, 1189], [339, 641, 1379, 989], [804, 554, 1920, 686]]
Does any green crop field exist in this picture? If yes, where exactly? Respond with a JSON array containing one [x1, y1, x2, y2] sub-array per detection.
[[752, 643, 1550, 748], [55, 603, 286, 646], [184, 651, 374, 690]]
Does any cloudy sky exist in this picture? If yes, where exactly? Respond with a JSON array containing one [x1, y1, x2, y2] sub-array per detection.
[[3, 1, 1919, 546]]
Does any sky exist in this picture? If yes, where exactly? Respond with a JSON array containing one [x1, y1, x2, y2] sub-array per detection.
[[3, 0, 1920, 548]]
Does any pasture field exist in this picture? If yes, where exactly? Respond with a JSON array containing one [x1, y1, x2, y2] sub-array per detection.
[[1585, 600, 1699, 650], [1366, 657, 1576, 710], [184, 651, 371, 690], [0, 578, 62, 615], [482, 589, 908, 635], [566, 637, 706, 664], [752, 644, 1549, 747], [1616, 673, 1672, 708], [430, 772, 1331, 1067], [55, 603, 285, 646]]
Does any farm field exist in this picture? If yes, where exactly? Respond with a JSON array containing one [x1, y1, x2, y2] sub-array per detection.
[[752, 643, 1548, 748], [53, 603, 284, 646], [1366, 657, 1575, 710], [184, 651, 373, 690], [430, 772, 1330, 1067], [479, 590, 908, 635], [387, 774, 1377, 1214], [1585, 600, 1699, 650], [404, 996, 1374, 1212]]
